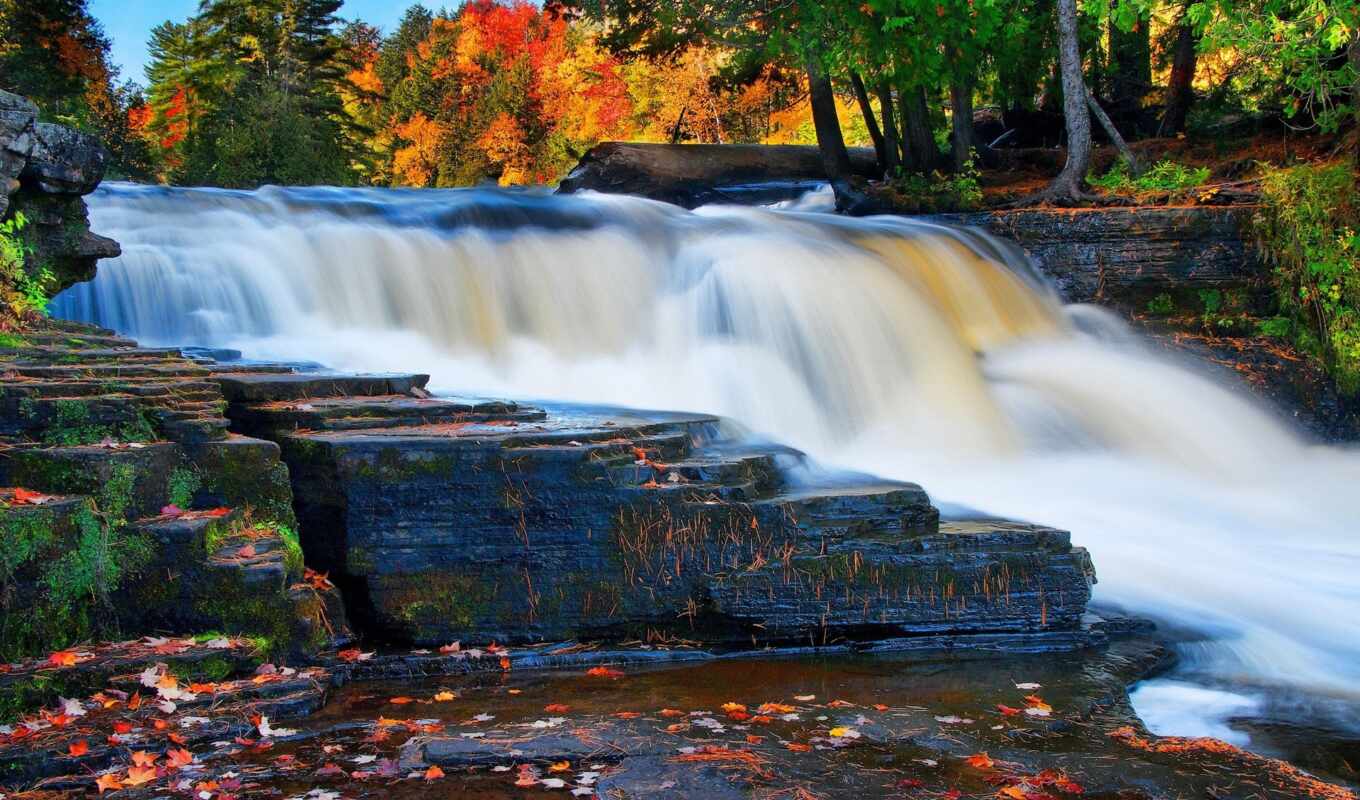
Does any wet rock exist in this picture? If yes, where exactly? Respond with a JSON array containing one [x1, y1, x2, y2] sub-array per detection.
[[0, 323, 339, 660], [937, 206, 1262, 303], [217, 368, 1096, 650]]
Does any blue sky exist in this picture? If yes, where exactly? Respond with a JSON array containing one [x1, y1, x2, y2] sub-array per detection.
[[90, 0, 414, 84]]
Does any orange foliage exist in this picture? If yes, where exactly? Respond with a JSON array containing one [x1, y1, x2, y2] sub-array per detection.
[[393, 113, 448, 186]]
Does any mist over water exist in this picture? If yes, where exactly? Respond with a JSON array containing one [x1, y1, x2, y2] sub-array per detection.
[[56, 182, 1360, 736]]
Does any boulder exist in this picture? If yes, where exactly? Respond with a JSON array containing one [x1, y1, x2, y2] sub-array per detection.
[[557, 141, 880, 208], [20, 121, 107, 195], [0, 90, 119, 294], [0, 90, 38, 218]]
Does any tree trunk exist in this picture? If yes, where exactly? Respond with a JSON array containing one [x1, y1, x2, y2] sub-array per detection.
[[899, 83, 940, 174], [1045, 0, 1092, 201], [1087, 88, 1141, 175], [806, 60, 852, 182], [950, 79, 975, 173], [875, 81, 901, 176], [850, 71, 886, 174], [1160, 11, 1198, 137]]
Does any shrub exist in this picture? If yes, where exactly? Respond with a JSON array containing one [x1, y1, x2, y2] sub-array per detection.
[[1089, 158, 1210, 201], [883, 160, 983, 213], [1255, 162, 1360, 393], [0, 212, 54, 326]]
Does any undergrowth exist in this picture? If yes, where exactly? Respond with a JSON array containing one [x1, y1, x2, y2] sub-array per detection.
[[882, 160, 983, 213], [1089, 158, 1210, 201], [1, 212, 54, 328], [1255, 162, 1360, 394]]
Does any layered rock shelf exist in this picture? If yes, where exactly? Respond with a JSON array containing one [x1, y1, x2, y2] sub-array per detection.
[[209, 360, 1098, 651], [0, 321, 346, 663]]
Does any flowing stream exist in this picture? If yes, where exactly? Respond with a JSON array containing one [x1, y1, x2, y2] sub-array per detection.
[[54, 182, 1360, 743]]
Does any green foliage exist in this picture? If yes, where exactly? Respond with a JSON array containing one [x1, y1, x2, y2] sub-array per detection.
[[24, 398, 158, 446], [1, 212, 54, 326], [1255, 162, 1360, 393], [168, 467, 202, 509], [1146, 293, 1175, 315], [0, 465, 152, 661], [883, 161, 984, 213], [1089, 158, 1210, 200]]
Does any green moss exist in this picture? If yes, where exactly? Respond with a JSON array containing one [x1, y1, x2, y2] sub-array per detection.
[[167, 466, 202, 509], [19, 398, 158, 446], [0, 332, 27, 348], [0, 465, 152, 661]]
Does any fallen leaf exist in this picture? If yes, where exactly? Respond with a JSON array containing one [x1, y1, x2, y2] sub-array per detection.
[[124, 765, 158, 786], [68, 740, 89, 757], [585, 667, 623, 679], [966, 752, 995, 769], [545, 703, 570, 713], [388, 696, 414, 705], [48, 650, 80, 667], [130, 750, 157, 767], [434, 691, 457, 702], [549, 760, 570, 772], [424, 765, 445, 781], [166, 748, 194, 768], [95, 773, 123, 793]]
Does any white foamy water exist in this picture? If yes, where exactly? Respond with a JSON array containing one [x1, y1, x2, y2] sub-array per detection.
[[55, 182, 1360, 721]]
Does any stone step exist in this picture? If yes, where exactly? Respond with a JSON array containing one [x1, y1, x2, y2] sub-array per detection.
[[9, 363, 211, 379], [207, 363, 298, 374], [215, 372, 431, 402], [8, 332, 139, 349], [163, 417, 231, 443], [607, 453, 779, 491], [1, 347, 187, 365], [237, 395, 526, 428]]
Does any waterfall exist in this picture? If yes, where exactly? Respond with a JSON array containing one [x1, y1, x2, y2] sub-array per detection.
[[55, 182, 1360, 723]]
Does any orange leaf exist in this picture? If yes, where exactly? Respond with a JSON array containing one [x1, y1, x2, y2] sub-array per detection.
[[659, 708, 685, 717], [548, 760, 570, 772], [786, 742, 812, 752], [68, 740, 89, 757], [424, 765, 445, 781], [388, 697, 414, 705], [544, 703, 570, 713], [48, 650, 79, 667], [166, 748, 194, 768], [966, 752, 995, 770], [499, 656, 511, 671], [124, 765, 158, 786], [585, 666, 623, 679], [720, 702, 747, 714], [95, 773, 123, 793], [997, 704, 1022, 716], [130, 750, 157, 767]]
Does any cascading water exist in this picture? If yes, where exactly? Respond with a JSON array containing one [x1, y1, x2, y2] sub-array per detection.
[[55, 182, 1360, 741]]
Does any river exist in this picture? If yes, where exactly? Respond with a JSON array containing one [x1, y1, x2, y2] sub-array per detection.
[[53, 181, 1360, 750]]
